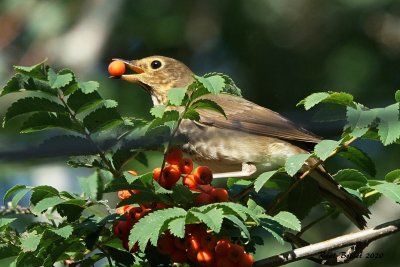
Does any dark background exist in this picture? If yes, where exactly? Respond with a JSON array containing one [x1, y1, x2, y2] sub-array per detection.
[[0, 0, 399, 266]]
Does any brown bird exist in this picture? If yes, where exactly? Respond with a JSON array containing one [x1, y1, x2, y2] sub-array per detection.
[[117, 55, 370, 228]]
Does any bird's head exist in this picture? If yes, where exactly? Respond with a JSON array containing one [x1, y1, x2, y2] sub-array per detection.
[[116, 56, 194, 105]]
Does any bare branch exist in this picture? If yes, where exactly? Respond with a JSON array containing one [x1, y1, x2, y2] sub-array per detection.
[[254, 219, 400, 267]]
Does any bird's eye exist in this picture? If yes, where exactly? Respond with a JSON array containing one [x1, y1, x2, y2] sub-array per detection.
[[150, 60, 162, 69]]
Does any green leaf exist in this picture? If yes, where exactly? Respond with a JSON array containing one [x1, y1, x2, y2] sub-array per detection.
[[395, 90, 400, 102], [20, 112, 80, 133], [14, 59, 47, 80], [167, 87, 187, 106], [190, 208, 224, 233], [78, 81, 99, 94], [67, 90, 103, 114], [314, 140, 340, 161], [78, 172, 100, 200], [285, 153, 310, 176], [385, 169, 400, 183], [150, 105, 166, 118], [168, 217, 186, 238], [129, 207, 187, 250], [4, 185, 27, 203], [51, 225, 73, 239], [337, 146, 376, 176], [254, 170, 279, 192], [260, 219, 284, 244], [11, 188, 31, 207], [333, 169, 368, 190], [204, 72, 242, 96], [224, 214, 250, 238], [272, 211, 301, 231], [371, 182, 400, 203], [299, 92, 354, 110], [0, 218, 16, 228], [20, 231, 42, 252], [83, 107, 123, 133], [3, 97, 66, 126], [47, 68, 73, 89], [196, 75, 225, 94], [1, 74, 56, 96], [183, 109, 200, 121], [104, 99, 118, 108], [30, 185, 59, 206], [171, 185, 195, 205], [190, 99, 226, 118], [376, 104, 400, 145], [31, 196, 65, 214], [346, 104, 377, 137]]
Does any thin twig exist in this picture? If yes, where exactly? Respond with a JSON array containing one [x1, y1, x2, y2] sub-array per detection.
[[254, 219, 400, 267]]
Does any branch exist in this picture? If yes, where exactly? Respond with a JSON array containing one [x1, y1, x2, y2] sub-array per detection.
[[254, 219, 400, 267]]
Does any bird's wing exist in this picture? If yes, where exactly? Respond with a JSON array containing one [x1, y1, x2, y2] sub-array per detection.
[[195, 93, 321, 143]]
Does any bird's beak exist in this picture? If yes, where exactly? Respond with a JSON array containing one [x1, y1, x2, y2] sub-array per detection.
[[112, 58, 145, 83]]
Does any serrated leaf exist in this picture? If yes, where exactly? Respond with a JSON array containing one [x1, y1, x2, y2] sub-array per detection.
[[395, 90, 400, 102], [371, 182, 400, 203], [338, 146, 376, 176], [3, 97, 66, 126], [285, 153, 310, 176], [67, 90, 103, 114], [78, 172, 100, 200], [83, 107, 123, 133], [171, 185, 195, 205], [168, 217, 186, 238], [376, 104, 400, 145], [273, 211, 301, 231], [314, 140, 340, 161], [205, 72, 242, 96], [20, 112, 80, 133], [190, 208, 224, 233], [333, 169, 368, 190], [196, 75, 225, 94], [254, 170, 279, 192], [300, 92, 354, 110], [51, 225, 73, 239], [0, 218, 16, 228], [47, 68, 73, 89], [260, 219, 284, 244], [298, 92, 330, 110], [150, 105, 166, 118], [31, 196, 65, 214], [11, 188, 31, 207], [78, 81, 99, 94], [20, 231, 42, 252], [14, 59, 47, 80], [129, 207, 187, 250], [103, 99, 118, 108], [30, 185, 59, 206], [385, 169, 400, 183], [183, 109, 200, 121], [196, 202, 259, 223], [224, 214, 250, 238], [167, 87, 187, 106], [346, 104, 377, 137], [190, 99, 226, 118], [1, 74, 56, 96], [4, 185, 27, 203]]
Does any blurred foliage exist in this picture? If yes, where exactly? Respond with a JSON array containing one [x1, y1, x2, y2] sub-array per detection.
[[1, 0, 400, 266]]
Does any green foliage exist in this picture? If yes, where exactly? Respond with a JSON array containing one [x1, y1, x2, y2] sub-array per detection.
[[1, 61, 400, 266]]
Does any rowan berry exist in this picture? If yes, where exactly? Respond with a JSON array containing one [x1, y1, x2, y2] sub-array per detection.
[[166, 148, 183, 165], [108, 60, 126, 76], [194, 166, 213, 185], [179, 158, 193, 174]]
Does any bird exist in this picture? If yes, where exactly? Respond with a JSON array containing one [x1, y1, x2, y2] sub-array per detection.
[[116, 55, 370, 229]]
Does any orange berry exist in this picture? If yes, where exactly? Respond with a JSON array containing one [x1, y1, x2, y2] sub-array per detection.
[[159, 165, 181, 188], [216, 257, 236, 267], [174, 237, 188, 251], [170, 249, 188, 264], [108, 60, 126, 77], [115, 205, 133, 215], [130, 242, 139, 253], [157, 232, 175, 255], [186, 235, 201, 252], [183, 174, 198, 190], [153, 167, 161, 181], [198, 184, 214, 194], [187, 247, 198, 262], [239, 253, 254, 267], [166, 148, 183, 165], [194, 192, 215, 206], [179, 158, 193, 174], [211, 188, 229, 202], [113, 220, 132, 239], [155, 202, 171, 209], [194, 166, 213, 185], [197, 249, 215, 265], [227, 244, 245, 263], [215, 239, 231, 256]]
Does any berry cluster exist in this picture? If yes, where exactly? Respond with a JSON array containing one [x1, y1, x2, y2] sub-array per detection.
[[157, 224, 254, 266], [112, 149, 253, 266]]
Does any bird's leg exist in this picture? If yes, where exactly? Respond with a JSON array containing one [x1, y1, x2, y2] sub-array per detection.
[[213, 163, 257, 179]]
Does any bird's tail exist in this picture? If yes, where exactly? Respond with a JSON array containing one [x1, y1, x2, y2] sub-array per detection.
[[310, 169, 370, 229]]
